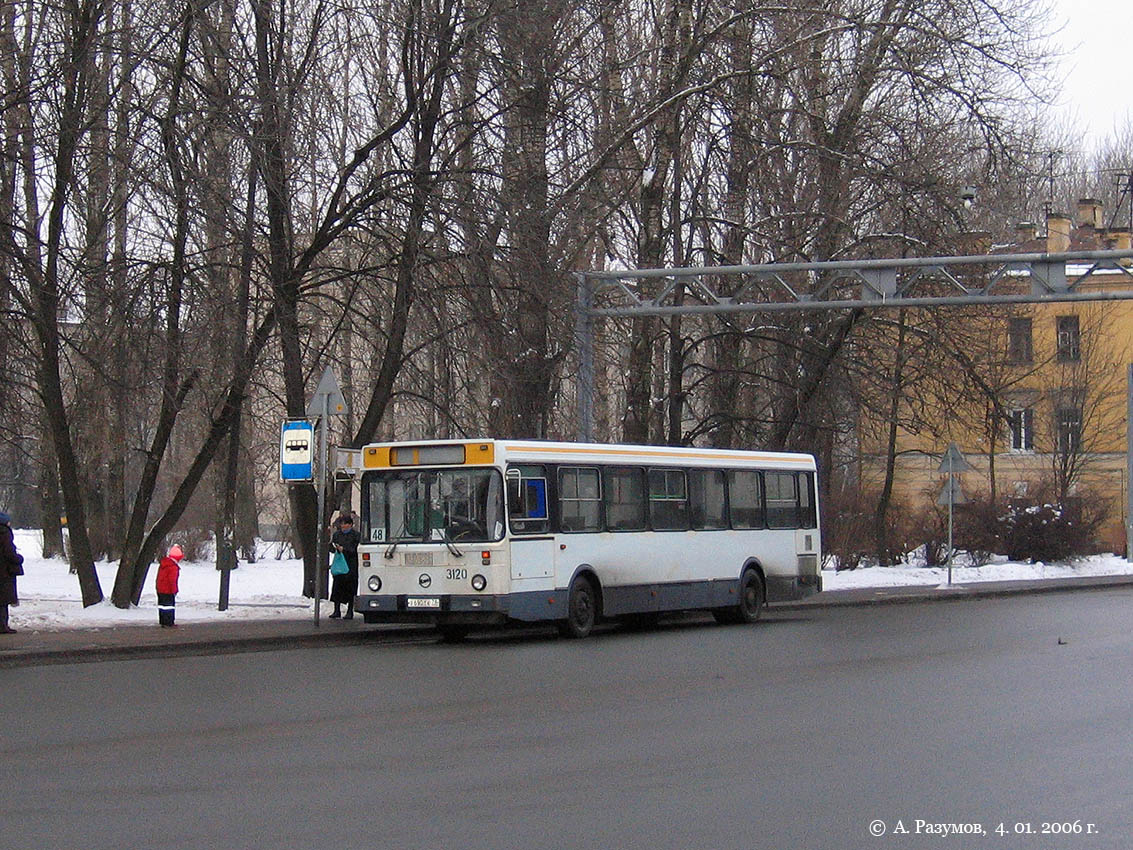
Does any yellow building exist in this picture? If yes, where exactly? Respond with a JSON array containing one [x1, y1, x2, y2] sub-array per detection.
[[859, 200, 1133, 554]]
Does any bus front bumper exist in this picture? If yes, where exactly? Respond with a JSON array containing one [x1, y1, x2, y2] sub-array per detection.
[[357, 593, 511, 626], [356, 591, 569, 625]]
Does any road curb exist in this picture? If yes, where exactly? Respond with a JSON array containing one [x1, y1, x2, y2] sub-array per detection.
[[4, 576, 1131, 668], [771, 573, 1133, 611], [0, 631, 366, 669], [0, 625, 433, 670]]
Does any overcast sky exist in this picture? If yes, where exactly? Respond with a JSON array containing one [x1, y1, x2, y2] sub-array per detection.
[[1050, 0, 1132, 148]]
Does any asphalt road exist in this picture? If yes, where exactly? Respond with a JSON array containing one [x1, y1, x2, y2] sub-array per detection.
[[3, 588, 1131, 850]]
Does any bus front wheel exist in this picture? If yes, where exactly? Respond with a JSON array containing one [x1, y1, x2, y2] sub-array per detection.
[[714, 569, 764, 625], [558, 575, 599, 639]]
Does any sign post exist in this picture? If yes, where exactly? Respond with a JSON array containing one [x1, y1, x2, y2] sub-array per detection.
[[937, 443, 973, 585], [1126, 365, 1132, 562], [305, 368, 348, 627], [216, 544, 237, 611]]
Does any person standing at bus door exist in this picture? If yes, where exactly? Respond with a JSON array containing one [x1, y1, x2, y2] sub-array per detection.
[[0, 511, 24, 634], [156, 545, 184, 627], [329, 514, 360, 619]]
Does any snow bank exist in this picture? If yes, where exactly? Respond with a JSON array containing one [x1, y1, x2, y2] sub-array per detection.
[[7, 529, 1133, 632], [9, 530, 312, 631]]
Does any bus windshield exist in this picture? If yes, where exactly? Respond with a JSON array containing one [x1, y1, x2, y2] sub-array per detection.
[[363, 468, 504, 544]]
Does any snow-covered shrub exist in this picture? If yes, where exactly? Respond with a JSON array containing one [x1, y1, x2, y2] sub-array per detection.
[[999, 500, 1104, 563], [958, 488, 1107, 564]]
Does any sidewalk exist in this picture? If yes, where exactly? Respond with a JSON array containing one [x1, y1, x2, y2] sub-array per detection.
[[3, 574, 1131, 669], [0, 615, 433, 669]]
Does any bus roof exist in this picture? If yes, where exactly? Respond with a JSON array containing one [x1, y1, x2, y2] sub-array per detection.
[[359, 439, 816, 471]]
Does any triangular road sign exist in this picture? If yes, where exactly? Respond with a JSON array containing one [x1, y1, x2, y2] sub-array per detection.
[[937, 476, 968, 506], [305, 366, 348, 418], [937, 442, 974, 474]]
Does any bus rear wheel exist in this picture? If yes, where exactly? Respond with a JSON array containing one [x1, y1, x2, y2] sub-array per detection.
[[713, 569, 764, 625], [558, 575, 598, 639]]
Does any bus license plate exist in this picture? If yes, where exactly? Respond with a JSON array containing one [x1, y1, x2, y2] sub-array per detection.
[[407, 597, 440, 609]]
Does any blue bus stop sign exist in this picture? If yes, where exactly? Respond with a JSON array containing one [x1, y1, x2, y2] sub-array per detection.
[[280, 420, 315, 482]]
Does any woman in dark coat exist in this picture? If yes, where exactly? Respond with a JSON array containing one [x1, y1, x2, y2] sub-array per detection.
[[0, 511, 24, 634], [329, 514, 360, 619]]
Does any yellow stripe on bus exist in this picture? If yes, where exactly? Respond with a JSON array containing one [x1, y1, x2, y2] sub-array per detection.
[[502, 444, 812, 466]]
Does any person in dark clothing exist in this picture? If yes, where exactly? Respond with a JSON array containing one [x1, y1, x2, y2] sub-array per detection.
[[329, 514, 360, 619], [0, 511, 24, 634], [156, 544, 183, 627]]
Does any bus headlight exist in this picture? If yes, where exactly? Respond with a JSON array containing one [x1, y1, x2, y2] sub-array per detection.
[[368, 575, 382, 592], [471, 574, 487, 592]]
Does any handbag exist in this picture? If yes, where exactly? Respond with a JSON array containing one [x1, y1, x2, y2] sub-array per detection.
[[330, 550, 350, 576]]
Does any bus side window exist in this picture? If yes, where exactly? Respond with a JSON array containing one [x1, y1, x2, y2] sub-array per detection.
[[766, 471, 799, 529], [727, 470, 764, 529], [604, 467, 646, 531], [648, 468, 689, 530], [559, 467, 603, 532], [799, 472, 817, 528], [506, 465, 550, 534], [688, 469, 727, 529]]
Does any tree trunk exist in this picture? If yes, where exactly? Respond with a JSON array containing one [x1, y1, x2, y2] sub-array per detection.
[[31, 0, 107, 605], [874, 311, 909, 566], [709, 8, 754, 448], [113, 5, 198, 607], [624, 0, 691, 444]]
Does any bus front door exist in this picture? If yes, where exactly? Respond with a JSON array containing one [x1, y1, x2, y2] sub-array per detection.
[[510, 537, 555, 585]]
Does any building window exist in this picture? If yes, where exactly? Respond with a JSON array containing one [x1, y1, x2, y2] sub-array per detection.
[[1007, 317, 1033, 363], [1008, 408, 1034, 451], [1056, 406, 1082, 454], [1056, 315, 1080, 362]]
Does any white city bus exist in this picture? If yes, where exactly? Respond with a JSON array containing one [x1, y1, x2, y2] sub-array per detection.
[[356, 439, 821, 639]]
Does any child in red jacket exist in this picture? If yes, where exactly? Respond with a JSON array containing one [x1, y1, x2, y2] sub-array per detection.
[[156, 545, 183, 627]]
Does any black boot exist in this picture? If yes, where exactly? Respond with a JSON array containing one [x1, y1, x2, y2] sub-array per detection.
[[330, 605, 341, 619]]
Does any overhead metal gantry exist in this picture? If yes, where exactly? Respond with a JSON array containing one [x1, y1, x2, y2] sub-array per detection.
[[572, 249, 1133, 558], [576, 249, 1133, 318]]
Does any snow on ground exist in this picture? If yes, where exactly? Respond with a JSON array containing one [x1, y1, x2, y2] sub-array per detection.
[[6, 529, 1133, 632], [823, 553, 1133, 589], [9, 530, 314, 632]]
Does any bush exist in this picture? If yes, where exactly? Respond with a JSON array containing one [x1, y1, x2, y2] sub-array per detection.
[[953, 499, 1000, 567], [824, 488, 955, 568], [999, 501, 1104, 563], [822, 486, 875, 570], [894, 502, 948, 566], [957, 488, 1108, 564]]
